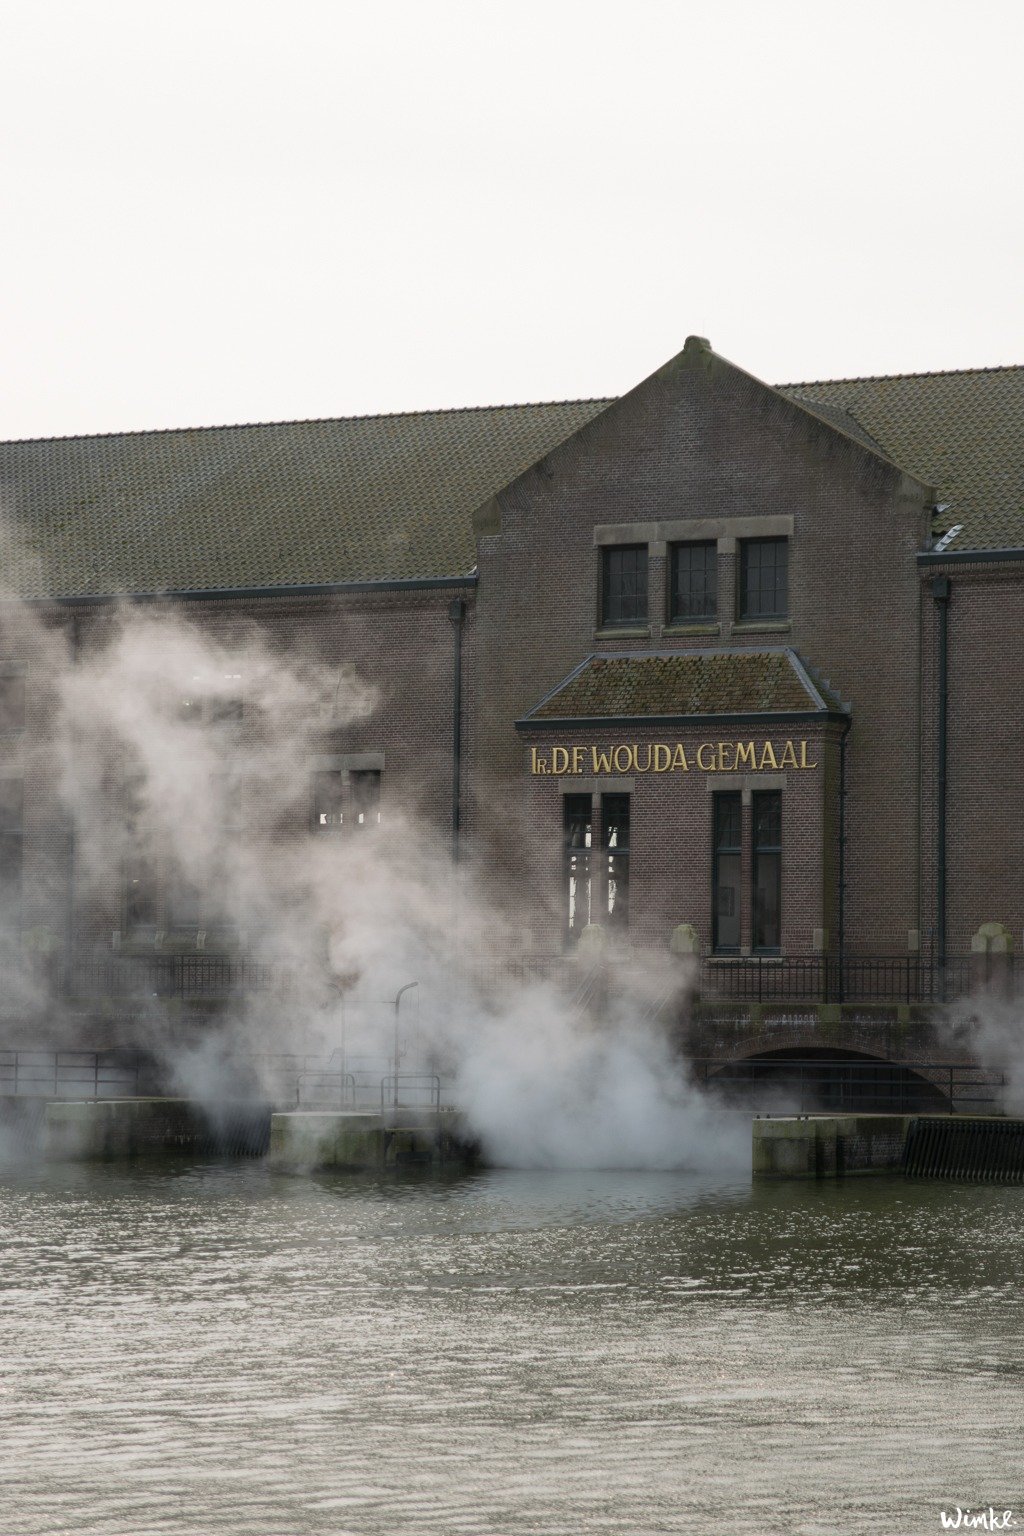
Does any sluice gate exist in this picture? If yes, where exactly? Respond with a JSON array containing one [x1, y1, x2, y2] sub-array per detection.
[[755, 1113, 1024, 1180], [903, 1117, 1024, 1182]]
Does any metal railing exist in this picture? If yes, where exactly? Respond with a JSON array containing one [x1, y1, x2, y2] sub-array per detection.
[[65, 953, 281, 1002], [693, 1056, 1004, 1114], [380, 1074, 441, 1111], [699, 955, 976, 1005], [294, 1069, 356, 1108], [0, 1048, 142, 1098], [0, 948, 998, 1010]]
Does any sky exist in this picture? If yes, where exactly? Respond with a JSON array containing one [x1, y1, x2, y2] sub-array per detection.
[[1, 0, 1022, 440]]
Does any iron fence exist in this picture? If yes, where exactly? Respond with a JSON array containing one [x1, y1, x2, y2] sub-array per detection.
[[65, 953, 281, 1002], [5, 947, 999, 1009], [0, 1048, 142, 1098], [699, 954, 976, 1005]]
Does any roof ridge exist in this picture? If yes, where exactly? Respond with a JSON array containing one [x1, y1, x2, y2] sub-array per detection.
[[0, 396, 617, 450], [778, 361, 1024, 390]]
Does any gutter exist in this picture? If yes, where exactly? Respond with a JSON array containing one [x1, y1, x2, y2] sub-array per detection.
[[516, 709, 849, 732], [5, 574, 478, 608], [917, 547, 1024, 567]]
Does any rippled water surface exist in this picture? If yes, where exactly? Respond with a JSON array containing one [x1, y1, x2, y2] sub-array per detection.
[[1, 1158, 1022, 1536]]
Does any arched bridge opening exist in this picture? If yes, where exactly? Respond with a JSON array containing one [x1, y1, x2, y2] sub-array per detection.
[[693, 1047, 960, 1115]]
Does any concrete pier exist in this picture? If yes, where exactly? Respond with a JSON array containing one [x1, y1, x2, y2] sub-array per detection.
[[752, 1114, 909, 1178], [44, 1098, 270, 1159], [269, 1110, 477, 1171]]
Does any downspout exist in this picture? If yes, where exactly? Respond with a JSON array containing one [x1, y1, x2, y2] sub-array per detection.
[[931, 576, 951, 983], [448, 598, 466, 863], [65, 613, 81, 982], [836, 718, 851, 1004]]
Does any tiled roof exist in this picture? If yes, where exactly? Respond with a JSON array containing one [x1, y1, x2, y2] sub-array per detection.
[[781, 365, 1024, 551], [520, 650, 834, 722], [2, 354, 1022, 601], [0, 402, 612, 598]]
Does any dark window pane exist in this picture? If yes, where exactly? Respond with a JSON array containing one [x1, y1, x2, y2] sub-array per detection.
[[0, 675, 25, 732], [713, 792, 742, 952], [739, 538, 788, 620], [670, 542, 716, 621], [125, 855, 158, 930], [602, 793, 630, 929], [350, 770, 381, 829], [753, 791, 782, 951], [312, 771, 345, 831], [0, 778, 23, 832], [564, 794, 592, 939], [602, 545, 648, 626], [713, 792, 741, 852]]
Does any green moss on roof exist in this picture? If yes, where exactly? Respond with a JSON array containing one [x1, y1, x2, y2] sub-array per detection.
[[2, 356, 1023, 600], [0, 402, 612, 598], [526, 651, 826, 721], [781, 365, 1024, 551]]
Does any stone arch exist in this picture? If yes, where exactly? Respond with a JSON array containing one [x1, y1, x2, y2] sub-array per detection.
[[702, 1045, 951, 1113]]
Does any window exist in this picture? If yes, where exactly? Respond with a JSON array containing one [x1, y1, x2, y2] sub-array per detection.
[[179, 673, 243, 724], [0, 778, 23, 917], [168, 774, 241, 930], [752, 791, 782, 952], [602, 793, 630, 929], [124, 852, 158, 931], [313, 771, 345, 832], [739, 538, 788, 621], [0, 672, 26, 733], [312, 769, 382, 833], [712, 792, 742, 953], [669, 542, 717, 622], [601, 545, 648, 627], [350, 769, 381, 829], [563, 794, 592, 940]]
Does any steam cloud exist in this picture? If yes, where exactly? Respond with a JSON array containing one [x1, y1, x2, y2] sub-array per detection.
[[0, 580, 746, 1172]]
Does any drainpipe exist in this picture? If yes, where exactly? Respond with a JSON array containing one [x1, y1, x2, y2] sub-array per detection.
[[932, 576, 951, 984], [836, 718, 851, 1004], [447, 598, 466, 863], [65, 613, 81, 986]]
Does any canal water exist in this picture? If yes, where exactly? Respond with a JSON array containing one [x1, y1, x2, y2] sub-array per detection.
[[1, 1160, 1022, 1536]]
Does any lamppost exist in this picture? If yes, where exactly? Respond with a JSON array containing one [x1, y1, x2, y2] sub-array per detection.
[[390, 981, 418, 1108]]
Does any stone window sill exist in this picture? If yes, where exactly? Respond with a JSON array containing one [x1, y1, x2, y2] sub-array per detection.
[[662, 622, 720, 637], [731, 620, 791, 635], [594, 626, 651, 640]]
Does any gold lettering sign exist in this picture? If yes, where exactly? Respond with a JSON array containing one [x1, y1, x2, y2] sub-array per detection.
[[530, 739, 819, 775]]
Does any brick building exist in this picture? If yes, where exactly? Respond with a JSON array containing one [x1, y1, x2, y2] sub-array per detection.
[[0, 335, 1021, 1001]]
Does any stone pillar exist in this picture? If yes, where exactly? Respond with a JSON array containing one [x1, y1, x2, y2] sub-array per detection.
[[970, 921, 1015, 999]]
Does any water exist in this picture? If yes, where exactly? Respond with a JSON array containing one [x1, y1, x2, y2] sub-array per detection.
[[1, 1160, 1022, 1536]]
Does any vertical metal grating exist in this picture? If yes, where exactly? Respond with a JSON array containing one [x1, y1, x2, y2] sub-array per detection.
[[903, 1117, 1024, 1182]]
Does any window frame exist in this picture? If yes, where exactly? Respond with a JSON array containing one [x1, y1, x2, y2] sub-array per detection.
[[601, 792, 630, 931], [668, 540, 717, 624], [738, 537, 789, 622], [752, 790, 782, 954], [712, 791, 743, 955], [563, 793, 593, 943], [600, 544, 649, 629]]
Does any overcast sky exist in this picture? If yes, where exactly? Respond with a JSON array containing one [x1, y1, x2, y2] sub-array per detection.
[[1, 0, 1021, 439]]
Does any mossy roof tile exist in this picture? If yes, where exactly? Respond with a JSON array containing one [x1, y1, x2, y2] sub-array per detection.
[[523, 650, 829, 722], [0, 402, 611, 598], [1, 358, 1022, 599], [781, 365, 1024, 550]]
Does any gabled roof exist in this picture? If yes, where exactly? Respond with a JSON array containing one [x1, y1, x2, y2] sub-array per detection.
[[782, 364, 1024, 552], [1, 350, 1022, 601], [518, 649, 840, 725], [0, 401, 611, 598]]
